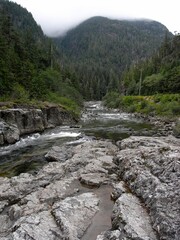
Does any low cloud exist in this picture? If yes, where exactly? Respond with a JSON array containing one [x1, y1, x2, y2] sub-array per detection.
[[12, 0, 180, 36]]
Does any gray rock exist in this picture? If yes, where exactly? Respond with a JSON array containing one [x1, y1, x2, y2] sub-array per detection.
[[112, 193, 158, 240], [79, 173, 108, 187], [0, 200, 8, 213], [12, 211, 63, 240], [114, 136, 180, 240], [0, 121, 20, 144], [3, 124, 20, 144], [0, 132, 4, 145], [97, 230, 121, 240], [111, 181, 127, 200], [45, 145, 73, 162], [0, 136, 179, 240], [173, 118, 180, 137], [0, 140, 117, 239], [0, 106, 75, 145], [11, 193, 99, 240], [52, 192, 99, 240]]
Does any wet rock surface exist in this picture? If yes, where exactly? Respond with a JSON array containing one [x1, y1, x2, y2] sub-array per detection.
[[0, 106, 75, 145], [45, 145, 74, 162], [0, 135, 179, 239], [99, 192, 158, 240], [134, 113, 178, 137]]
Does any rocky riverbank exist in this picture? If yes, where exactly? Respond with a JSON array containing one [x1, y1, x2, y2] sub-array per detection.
[[134, 113, 180, 137], [0, 105, 76, 145], [0, 135, 179, 239]]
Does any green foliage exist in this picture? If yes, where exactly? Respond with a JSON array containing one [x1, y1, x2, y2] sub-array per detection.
[[54, 16, 170, 100], [122, 34, 180, 95], [0, 0, 82, 114], [11, 83, 29, 101], [104, 92, 180, 117], [143, 73, 164, 94], [103, 91, 121, 108], [47, 92, 81, 117]]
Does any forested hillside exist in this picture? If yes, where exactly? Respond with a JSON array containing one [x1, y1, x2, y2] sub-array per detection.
[[103, 33, 180, 116], [0, 0, 82, 114], [1, 0, 177, 108], [54, 16, 171, 99], [122, 33, 180, 95]]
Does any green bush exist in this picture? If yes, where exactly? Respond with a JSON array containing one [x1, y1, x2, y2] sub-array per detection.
[[103, 92, 180, 117], [11, 83, 29, 102], [47, 92, 80, 117], [103, 92, 121, 108]]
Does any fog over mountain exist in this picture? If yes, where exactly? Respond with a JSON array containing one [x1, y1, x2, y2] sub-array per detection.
[[11, 0, 180, 36]]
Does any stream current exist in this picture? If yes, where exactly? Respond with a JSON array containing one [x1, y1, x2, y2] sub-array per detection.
[[0, 101, 156, 177], [0, 101, 160, 239]]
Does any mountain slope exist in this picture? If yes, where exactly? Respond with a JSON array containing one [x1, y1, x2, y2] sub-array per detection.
[[122, 33, 180, 95], [0, 0, 50, 97], [0, 0, 82, 111], [54, 16, 172, 99]]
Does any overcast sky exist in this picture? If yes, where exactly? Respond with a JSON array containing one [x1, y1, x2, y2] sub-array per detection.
[[11, 0, 179, 36]]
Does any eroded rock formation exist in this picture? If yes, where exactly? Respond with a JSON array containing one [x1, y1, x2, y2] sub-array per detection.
[[0, 106, 75, 145], [0, 136, 179, 239]]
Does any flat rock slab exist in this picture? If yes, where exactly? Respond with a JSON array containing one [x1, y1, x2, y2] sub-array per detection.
[[112, 193, 157, 240], [79, 173, 108, 187], [1, 136, 179, 240], [11, 193, 99, 240], [52, 192, 99, 240], [0, 140, 117, 239]]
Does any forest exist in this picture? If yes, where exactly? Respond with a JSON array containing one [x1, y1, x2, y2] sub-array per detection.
[[54, 16, 171, 99], [0, 0, 179, 117], [103, 33, 180, 116], [0, 0, 83, 115], [122, 33, 180, 95]]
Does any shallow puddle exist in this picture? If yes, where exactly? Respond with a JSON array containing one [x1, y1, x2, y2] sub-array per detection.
[[81, 185, 114, 240]]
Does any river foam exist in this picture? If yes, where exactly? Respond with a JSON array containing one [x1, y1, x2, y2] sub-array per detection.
[[0, 131, 81, 156]]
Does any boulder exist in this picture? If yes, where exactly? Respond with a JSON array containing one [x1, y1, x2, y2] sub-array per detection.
[[45, 145, 73, 162], [0, 121, 20, 144], [3, 124, 20, 144]]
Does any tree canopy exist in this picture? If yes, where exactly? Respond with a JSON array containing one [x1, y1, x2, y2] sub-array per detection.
[[54, 16, 171, 99]]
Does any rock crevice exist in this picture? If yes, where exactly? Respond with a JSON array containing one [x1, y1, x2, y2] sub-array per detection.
[[0, 136, 179, 239]]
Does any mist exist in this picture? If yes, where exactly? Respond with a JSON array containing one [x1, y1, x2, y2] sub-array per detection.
[[11, 0, 180, 36]]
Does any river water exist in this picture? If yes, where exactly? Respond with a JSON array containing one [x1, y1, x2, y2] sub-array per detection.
[[0, 101, 160, 239], [0, 101, 155, 177]]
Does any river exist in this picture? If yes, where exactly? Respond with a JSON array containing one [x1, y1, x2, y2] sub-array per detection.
[[1, 101, 177, 240], [0, 101, 156, 177]]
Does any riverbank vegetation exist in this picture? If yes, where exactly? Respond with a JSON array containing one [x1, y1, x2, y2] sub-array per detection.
[[0, 1, 179, 118], [103, 92, 180, 117], [104, 33, 180, 118]]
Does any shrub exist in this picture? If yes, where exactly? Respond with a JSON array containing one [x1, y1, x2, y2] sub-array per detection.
[[103, 93, 180, 117], [11, 83, 29, 102]]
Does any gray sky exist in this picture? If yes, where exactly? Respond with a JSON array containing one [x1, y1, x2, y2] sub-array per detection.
[[11, 0, 180, 36]]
